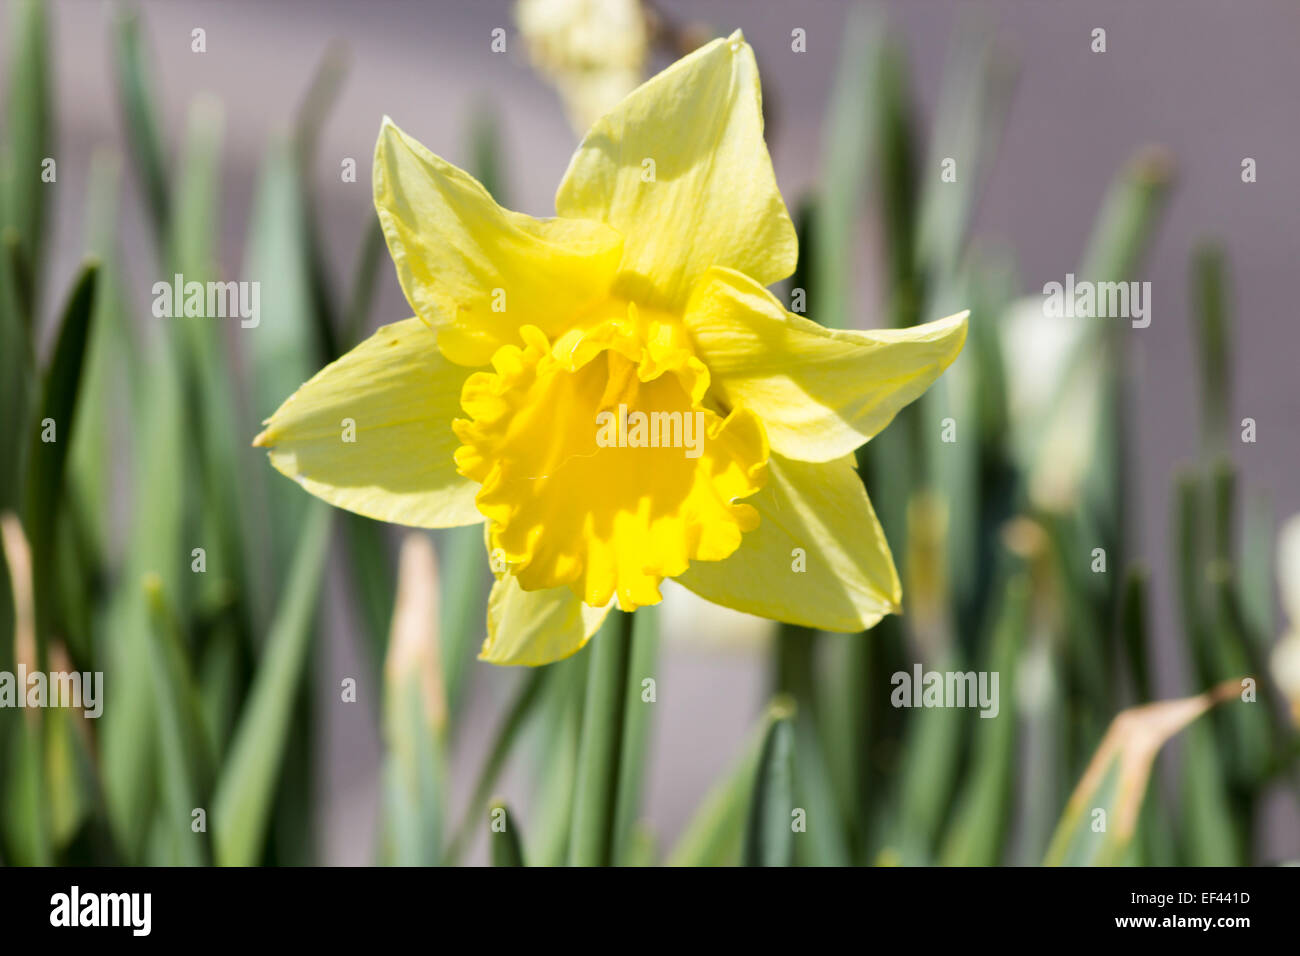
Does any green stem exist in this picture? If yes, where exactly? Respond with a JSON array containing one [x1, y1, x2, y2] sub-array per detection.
[[569, 610, 634, 866]]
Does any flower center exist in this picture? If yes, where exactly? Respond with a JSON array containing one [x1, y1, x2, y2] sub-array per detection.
[[452, 301, 769, 610]]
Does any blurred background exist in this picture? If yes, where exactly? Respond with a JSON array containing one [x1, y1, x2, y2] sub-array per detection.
[[2, 0, 1298, 866]]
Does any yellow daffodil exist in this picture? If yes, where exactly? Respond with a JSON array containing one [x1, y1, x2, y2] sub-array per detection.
[[254, 30, 968, 666]]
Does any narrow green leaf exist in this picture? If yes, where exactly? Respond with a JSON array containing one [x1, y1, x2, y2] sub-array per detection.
[[666, 707, 772, 867], [211, 504, 331, 866], [612, 603, 659, 865], [112, 4, 170, 244], [1179, 720, 1243, 865], [1191, 243, 1230, 455], [812, 5, 883, 330], [914, 19, 1016, 289], [488, 801, 525, 867], [939, 573, 1030, 865], [1, 0, 51, 292], [0, 229, 36, 512], [143, 573, 212, 865], [438, 524, 489, 720], [526, 652, 586, 866], [292, 43, 350, 362], [23, 262, 98, 660], [742, 697, 797, 867], [244, 140, 318, 610], [1120, 566, 1152, 701]]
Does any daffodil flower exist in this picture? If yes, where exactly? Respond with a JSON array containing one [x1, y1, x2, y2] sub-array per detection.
[[254, 30, 968, 666]]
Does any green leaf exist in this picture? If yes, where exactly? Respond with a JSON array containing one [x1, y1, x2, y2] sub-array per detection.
[[23, 262, 98, 660], [488, 802, 525, 867], [438, 525, 490, 720], [526, 652, 586, 866], [1179, 720, 1243, 865], [914, 18, 1016, 290], [1120, 566, 1152, 701], [143, 573, 212, 865], [742, 697, 796, 867], [112, 4, 170, 244], [939, 573, 1030, 865], [667, 706, 775, 867], [244, 140, 318, 613], [812, 5, 883, 330], [1, 0, 52, 292], [612, 603, 659, 865], [210, 504, 331, 866], [1190, 243, 1230, 455], [0, 229, 36, 513]]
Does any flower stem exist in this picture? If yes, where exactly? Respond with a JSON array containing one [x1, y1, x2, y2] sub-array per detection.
[[569, 609, 634, 866]]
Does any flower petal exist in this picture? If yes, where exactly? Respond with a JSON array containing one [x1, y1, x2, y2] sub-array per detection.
[[675, 453, 901, 632], [254, 318, 482, 528], [480, 574, 611, 666], [555, 30, 796, 310], [373, 118, 625, 366], [685, 268, 969, 462]]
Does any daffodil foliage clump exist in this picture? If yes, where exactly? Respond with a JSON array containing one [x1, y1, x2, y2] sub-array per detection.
[[256, 31, 967, 665]]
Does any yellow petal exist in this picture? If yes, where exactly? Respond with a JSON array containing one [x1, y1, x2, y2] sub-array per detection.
[[254, 318, 482, 528], [373, 118, 625, 366], [675, 453, 901, 632], [480, 573, 611, 666], [555, 30, 796, 310], [685, 268, 969, 462]]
